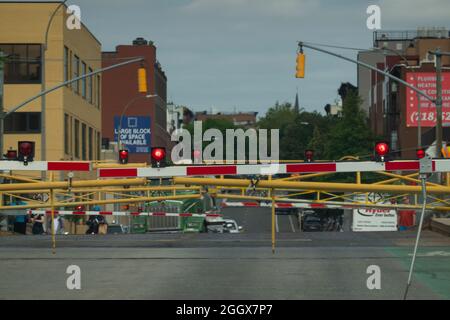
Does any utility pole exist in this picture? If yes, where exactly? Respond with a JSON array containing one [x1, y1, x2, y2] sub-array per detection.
[[0, 51, 5, 159], [435, 48, 443, 159]]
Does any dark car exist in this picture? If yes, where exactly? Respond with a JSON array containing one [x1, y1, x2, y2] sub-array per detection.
[[302, 216, 323, 232]]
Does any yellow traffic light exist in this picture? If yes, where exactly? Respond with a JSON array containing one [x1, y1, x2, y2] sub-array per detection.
[[296, 53, 305, 78], [138, 67, 147, 93]]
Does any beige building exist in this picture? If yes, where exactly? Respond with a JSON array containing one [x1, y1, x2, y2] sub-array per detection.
[[0, 2, 102, 179]]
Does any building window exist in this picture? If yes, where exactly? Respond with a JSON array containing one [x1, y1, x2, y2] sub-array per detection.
[[0, 44, 42, 84], [73, 55, 80, 94], [64, 114, 70, 155], [63, 46, 69, 83], [74, 119, 80, 158], [96, 75, 101, 108], [4, 112, 41, 133], [88, 127, 93, 160], [81, 61, 87, 98], [81, 123, 87, 160], [88, 67, 93, 104]]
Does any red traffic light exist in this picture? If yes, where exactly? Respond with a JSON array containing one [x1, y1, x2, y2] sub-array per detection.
[[151, 147, 166, 162], [151, 147, 166, 168], [375, 142, 389, 156], [119, 149, 129, 164], [18, 141, 35, 165], [416, 149, 426, 159], [305, 149, 314, 163]]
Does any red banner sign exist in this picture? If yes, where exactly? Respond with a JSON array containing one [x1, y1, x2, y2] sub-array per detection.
[[406, 72, 450, 127]]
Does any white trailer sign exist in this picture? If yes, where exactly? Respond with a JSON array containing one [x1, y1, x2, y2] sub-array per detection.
[[352, 208, 397, 232]]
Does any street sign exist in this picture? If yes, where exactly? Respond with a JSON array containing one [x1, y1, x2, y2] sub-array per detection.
[[352, 208, 397, 232], [114, 116, 151, 153], [406, 72, 450, 127]]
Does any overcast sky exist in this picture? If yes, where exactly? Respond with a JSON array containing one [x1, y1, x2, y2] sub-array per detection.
[[16, 0, 450, 115]]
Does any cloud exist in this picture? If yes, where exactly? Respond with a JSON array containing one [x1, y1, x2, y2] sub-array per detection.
[[379, 0, 450, 25], [181, 0, 320, 18]]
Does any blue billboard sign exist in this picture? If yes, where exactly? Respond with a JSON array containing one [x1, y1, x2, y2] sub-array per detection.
[[114, 116, 151, 153]]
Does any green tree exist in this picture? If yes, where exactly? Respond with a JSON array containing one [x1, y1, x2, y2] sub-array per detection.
[[258, 102, 309, 160], [307, 125, 326, 159], [323, 91, 374, 160]]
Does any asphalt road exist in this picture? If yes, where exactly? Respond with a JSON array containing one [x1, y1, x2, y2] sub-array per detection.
[[0, 208, 449, 300]]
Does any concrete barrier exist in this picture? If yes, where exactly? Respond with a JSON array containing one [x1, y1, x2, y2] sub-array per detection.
[[430, 218, 450, 236]]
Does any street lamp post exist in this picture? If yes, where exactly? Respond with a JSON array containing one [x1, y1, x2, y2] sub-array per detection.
[[41, 0, 68, 169], [117, 94, 156, 151]]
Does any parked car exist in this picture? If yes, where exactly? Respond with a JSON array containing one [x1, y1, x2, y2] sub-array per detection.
[[205, 218, 242, 233], [302, 215, 323, 232], [222, 219, 243, 233]]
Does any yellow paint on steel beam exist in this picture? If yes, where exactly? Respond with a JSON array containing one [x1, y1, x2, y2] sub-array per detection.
[[356, 172, 361, 184], [49, 172, 56, 254], [271, 188, 275, 254], [0, 174, 41, 183], [0, 178, 147, 192], [174, 177, 450, 195], [0, 194, 201, 211], [378, 171, 441, 187]]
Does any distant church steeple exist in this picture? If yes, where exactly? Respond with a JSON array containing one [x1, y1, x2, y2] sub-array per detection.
[[294, 89, 300, 113]]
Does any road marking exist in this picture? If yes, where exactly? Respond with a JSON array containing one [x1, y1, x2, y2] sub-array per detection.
[[407, 251, 450, 257]]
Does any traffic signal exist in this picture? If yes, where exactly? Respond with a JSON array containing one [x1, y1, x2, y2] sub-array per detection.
[[5, 149, 17, 161], [416, 148, 426, 159], [305, 149, 314, 163], [138, 67, 147, 93], [119, 149, 129, 164], [151, 147, 166, 168], [296, 52, 305, 78], [18, 141, 35, 165], [374, 141, 389, 162]]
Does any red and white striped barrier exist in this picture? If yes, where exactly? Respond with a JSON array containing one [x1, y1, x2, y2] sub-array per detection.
[[27, 210, 221, 217], [4, 159, 450, 176], [97, 160, 450, 178], [0, 161, 91, 171], [221, 201, 343, 210], [221, 201, 401, 210]]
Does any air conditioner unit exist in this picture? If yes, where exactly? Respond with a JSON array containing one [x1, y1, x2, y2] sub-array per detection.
[[421, 52, 436, 65]]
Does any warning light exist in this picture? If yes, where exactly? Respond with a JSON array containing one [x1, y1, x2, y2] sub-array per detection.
[[416, 149, 426, 159], [119, 149, 129, 164], [151, 147, 166, 168], [75, 205, 84, 212], [305, 149, 314, 163], [18, 141, 35, 165], [374, 141, 389, 162]]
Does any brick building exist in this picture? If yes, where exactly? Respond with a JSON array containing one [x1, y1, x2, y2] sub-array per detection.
[[195, 111, 258, 128], [358, 29, 450, 159], [101, 37, 169, 163]]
